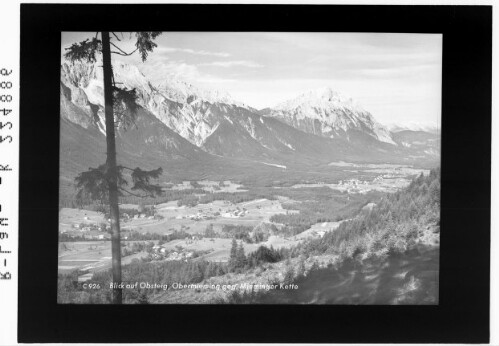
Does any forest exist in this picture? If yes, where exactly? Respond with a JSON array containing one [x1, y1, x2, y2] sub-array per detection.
[[299, 168, 440, 259]]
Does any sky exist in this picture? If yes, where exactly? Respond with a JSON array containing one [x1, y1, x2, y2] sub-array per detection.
[[62, 32, 442, 127]]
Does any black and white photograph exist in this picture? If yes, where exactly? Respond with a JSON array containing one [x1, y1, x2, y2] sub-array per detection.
[[57, 31, 442, 305], [7, 2, 491, 343]]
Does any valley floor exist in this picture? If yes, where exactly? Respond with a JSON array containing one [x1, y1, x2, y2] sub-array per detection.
[[57, 164, 439, 305]]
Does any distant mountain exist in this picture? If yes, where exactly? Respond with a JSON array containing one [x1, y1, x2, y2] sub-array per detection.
[[390, 130, 440, 158], [61, 61, 376, 163], [261, 87, 396, 145], [61, 60, 258, 146], [155, 77, 254, 111], [60, 59, 440, 185], [60, 63, 207, 161], [60, 61, 342, 202], [60, 69, 305, 203], [60, 68, 218, 204], [387, 121, 441, 135]]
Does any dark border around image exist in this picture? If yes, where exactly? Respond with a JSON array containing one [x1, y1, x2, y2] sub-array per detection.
[[18, 4, 491, 343]]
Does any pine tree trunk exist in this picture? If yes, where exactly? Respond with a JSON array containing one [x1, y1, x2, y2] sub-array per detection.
[[101, 31, 122, 304]]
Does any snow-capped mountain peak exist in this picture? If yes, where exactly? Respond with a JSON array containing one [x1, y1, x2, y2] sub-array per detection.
[[154, 78, 247, 108], [60, 59, 255, 145], [61, 59, 248, 108], [264, 87, 395, 145], [275, 87, 366, 115]]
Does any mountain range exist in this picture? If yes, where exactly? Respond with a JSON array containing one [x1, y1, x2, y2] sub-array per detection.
[[386, 121, 441, 135], [59, 60, 440, 196], [260, 87, 396, 145]]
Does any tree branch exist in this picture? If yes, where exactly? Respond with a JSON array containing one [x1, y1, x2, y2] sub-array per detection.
[[111, 32, 121, 41], [64, 38, 102, 63], [110, 42, 139, 56], [110, 42, 127, 54]]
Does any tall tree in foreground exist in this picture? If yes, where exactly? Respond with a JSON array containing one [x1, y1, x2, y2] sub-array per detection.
[[65, 32, 163, 304]]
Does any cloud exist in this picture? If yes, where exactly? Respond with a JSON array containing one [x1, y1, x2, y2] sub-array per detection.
[[114, 32, 441, 126], [139, 59, 201, 82], [198, 60, 263, 68], [157, 47, 230, 57], [138, 58, 237, 89]]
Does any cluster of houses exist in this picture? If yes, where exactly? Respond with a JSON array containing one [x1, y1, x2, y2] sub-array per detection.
[[166, 251, 194, 261], [338, 174, 396, 187], [150, 244, 194, 261], [60, 229, 111, 240], [122, 213, 162, 222], [70, 221, 108, 232], [59, 219, 111, 240], [221, 208, 247, 218], [172, 206, 248, 221], [337, 176, 393, 191], [334, 174, 411, 194], [338, 178, 368, 187], [174, 213, 212, 221], [336, 179, 364, 193], [187, 212, 215, 221], [335, 178, 376, 194]]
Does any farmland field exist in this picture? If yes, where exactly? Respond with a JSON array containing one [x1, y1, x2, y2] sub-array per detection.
[[58, 164, 426, 279], [59, 193, 304, 277], [121, 197, 297, 234], [58, 241, 148, 275]]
